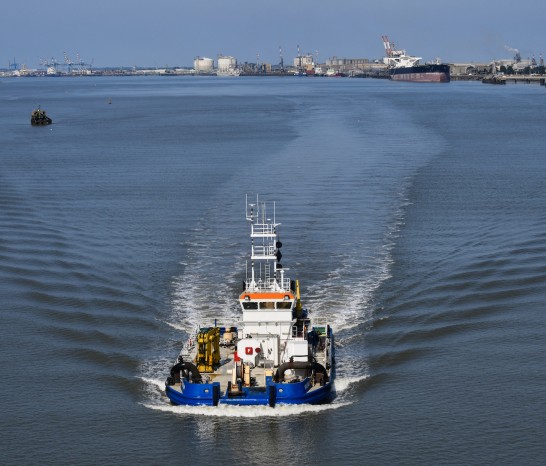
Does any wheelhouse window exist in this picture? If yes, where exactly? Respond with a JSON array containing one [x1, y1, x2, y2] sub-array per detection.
[[276, 301, 293, 309], [242, 301, 294, 310]]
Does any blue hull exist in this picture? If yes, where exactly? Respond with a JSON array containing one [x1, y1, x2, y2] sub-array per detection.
[[166, 377, 334, 407]]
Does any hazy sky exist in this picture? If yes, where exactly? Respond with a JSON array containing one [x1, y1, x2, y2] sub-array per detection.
[[3, 0, 546, 68]]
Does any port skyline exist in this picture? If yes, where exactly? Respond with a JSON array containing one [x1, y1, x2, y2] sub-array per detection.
[[3, 0, 546, 71], [3, 45, 543, 78]]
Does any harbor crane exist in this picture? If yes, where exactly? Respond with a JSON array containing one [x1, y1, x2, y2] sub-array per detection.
[[40, 57, 61, 72], [296, 44, 303, 71], [39, 53, 92, 74], [64, 52, 73, 73], [73, 53, 93, 73], [39, 52, 92, 74], [382, 35, 393, 57]]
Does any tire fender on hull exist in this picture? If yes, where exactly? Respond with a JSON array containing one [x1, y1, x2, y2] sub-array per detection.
[[169, 361, 202, 384], [274, 361, 328, 384]]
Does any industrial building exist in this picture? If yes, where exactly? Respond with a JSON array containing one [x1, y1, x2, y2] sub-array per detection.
[[217, 55, 237, 72], [193, 57, 214, 73]]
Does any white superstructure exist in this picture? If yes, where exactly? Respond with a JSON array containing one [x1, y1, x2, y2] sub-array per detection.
[[382, 35, 421, 68], [236, 196, 307, 367]]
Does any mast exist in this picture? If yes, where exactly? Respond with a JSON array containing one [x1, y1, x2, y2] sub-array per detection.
[[245, 194, 287, 293]]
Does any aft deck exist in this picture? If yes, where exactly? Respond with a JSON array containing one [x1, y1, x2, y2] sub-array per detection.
[[171, 344, 273, 394], [168, 340, 331, 399]]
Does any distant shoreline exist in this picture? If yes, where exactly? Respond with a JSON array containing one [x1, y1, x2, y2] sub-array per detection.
[[2, 70, 546, 86]]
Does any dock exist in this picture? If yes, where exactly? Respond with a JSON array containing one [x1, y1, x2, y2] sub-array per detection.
[[481, 75, 546, 85]]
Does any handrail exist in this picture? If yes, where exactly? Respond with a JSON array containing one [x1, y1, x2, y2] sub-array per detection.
[[244, 277, 291, 292]]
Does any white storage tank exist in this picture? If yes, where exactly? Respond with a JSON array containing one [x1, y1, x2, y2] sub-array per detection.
[[194, 57, 214, 72], [217, 55, 237, 72]]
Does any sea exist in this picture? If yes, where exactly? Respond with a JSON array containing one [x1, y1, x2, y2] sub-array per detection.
[[1, 75, 545, 465]]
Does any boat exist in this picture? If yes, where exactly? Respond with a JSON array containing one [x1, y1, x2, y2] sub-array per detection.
[[381, 35, 450, 83], [314, 66, 325, 76], [325, 68, 344, 78], [31, 106, 52, 126], [165, 195, 335, 407]]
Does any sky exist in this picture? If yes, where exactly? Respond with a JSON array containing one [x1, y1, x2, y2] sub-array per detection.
[[2, 0, 546, 69]]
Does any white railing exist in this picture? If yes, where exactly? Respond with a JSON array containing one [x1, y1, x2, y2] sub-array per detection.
[[244, 277, 291, 292], [291, 324, 307, 340], [178, 325, 199, 359], [251, 223, 276, 236], [252, 244, 276, 257]]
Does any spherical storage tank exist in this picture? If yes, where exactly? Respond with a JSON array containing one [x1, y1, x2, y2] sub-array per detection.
[[194, 57, 214, 72], [217, 56, 237, 71]]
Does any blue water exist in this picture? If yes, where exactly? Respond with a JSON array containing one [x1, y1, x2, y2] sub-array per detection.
[[1, 76, 545, 465]]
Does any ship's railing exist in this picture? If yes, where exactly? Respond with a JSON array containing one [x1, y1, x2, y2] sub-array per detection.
[[251, 223, 276, 236], [287, 318, 332, 340], [178, 325, 200, 360], [244, 277, 291, 292], [310, 318, 332, 332], [178, 322, 240, 360], [291, 324, 307, 340], [252, 244, 277, 258]]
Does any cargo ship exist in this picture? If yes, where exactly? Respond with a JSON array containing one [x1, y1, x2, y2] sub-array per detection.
[[382, 35, 450, 83], [165, 195, 335, 407]]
